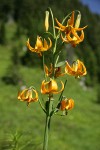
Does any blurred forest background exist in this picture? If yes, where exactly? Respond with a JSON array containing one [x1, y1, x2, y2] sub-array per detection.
[[0, 0, 100, 150]]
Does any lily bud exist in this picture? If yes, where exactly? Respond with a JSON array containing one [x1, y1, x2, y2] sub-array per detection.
[[75, 12, 81, 28], [45, 11, 49, 31]]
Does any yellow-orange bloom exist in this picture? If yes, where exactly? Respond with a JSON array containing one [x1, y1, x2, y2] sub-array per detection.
[[44, 64, 53, 77], [60, 99, 74, 111], [18, 88, 38, 105], [44, 64, 65, 78], [27, 36, 52, 56], [65, 60, 87, 78], [41, 79, 64, 94], [61, 28, 85, 47], [55, 11, 87, 47], [55, 67, 65, 78], [55, 11, 75, 33]]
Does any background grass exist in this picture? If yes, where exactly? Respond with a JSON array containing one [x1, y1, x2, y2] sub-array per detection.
[[0, 22, 100, 150]]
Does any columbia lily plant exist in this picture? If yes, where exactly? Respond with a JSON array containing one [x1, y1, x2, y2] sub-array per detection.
[[27, 36, 52, 56], [18, 8, 87, 150], [55, 11, 87, 47]]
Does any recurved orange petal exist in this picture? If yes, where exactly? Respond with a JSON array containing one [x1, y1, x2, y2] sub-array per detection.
[[67, 11, 74, 26], [53, 81, 64, 94], [41, 79, 64, 94], [48, 79, 58, 92], [41, 80, 49, 94], [29, 89, 38, 102], [43, 38, 52, 50], [60, 99, 67, 111], [65, 61, 75, 75], [27, 39, 36, 52], [77, 60, 87, 76], [55, 18, 66, 31], [44, 64, 53, 76], [66, 99, 74, 110], [18, 88, 38, 105], [18, 89, 28, 101], [60, 98, 74, 111], [35, 36, 43, 49], [65, 60, 87, 77]]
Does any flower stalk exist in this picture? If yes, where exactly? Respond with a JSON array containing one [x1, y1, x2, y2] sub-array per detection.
[[43, 95, 54, 150], [17, 7, 87, 150], [43, 115, 50, 150]]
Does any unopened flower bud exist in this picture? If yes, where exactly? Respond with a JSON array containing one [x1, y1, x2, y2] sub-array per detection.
[[75, 12, 81, 28], [45, 11, 49, 31]]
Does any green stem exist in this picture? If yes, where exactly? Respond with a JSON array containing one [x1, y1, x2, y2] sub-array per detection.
[[38, 98, 46, 113], [55, 54, 60, 67], [43, 96, 53, 150], [52, 37, 57, 77], [42, 53, 47, 81], [43, 115, 51, 150], [50, 79, 68, 116], [48, 7, 56, 38]]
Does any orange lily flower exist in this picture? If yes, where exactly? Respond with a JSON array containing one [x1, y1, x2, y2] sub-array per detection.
[[55, 11, 75, 33], [41, 79, 64, 94], [44, 64, 53, 77], [60, 98, 74, 111], [65, 60, 87, 78], [27, 36, 52, 56], [61, 28, 85, 47], [44, 64, 65, 78], [18, 87, 38, 105], [55, 67, 65, 78], [55, 11, 87, 46]]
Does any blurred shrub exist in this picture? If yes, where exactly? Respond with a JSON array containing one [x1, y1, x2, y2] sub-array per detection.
[[0, 21, 6, 45], [2, 45, 22, 85]]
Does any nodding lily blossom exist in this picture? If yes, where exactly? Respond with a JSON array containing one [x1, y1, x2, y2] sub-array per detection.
[[44, 64, 65, 78], [65, 60, 87, 78], [44, 64, 53, 77], [61, 28, 85, 47], [55, 67, 65, 78], [55, 11, 87, 46], [27, 36, 52, 56], [41, 79, 64, 94], [60, 99, 74, 111], [18, 88, 38, 105], [45, 11, 49, 31], [55, 11, 75, 33]]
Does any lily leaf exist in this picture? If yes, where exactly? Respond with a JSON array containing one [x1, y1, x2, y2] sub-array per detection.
[[55, 61, 66, 67]]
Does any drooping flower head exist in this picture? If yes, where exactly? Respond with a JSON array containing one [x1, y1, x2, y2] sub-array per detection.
[[44, 64, 53, 77], [55, 11, 75, 33], [60, 98, 74, 111], [65, 60, 87, 78], [41, 79, 64, 94], [27, 36, 52, 56], [54, 67, 65, 78], [44, 64, 65, 78], [55, 11, 87, 47], [18, 87, 38, 106]]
